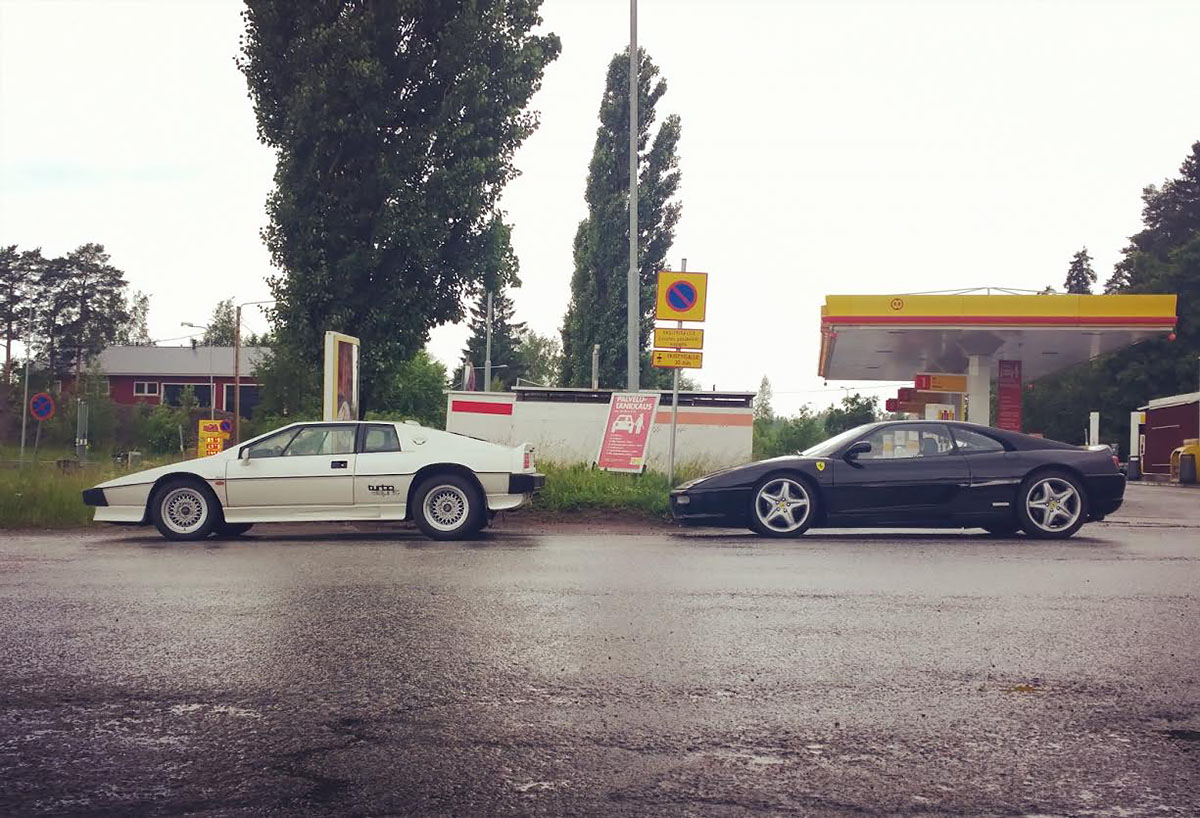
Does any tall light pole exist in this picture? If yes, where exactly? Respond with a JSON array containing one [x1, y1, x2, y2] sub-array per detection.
[[232, 299, 275, 444], [627, 0, 639, 392], [181, 322, 214, 416]]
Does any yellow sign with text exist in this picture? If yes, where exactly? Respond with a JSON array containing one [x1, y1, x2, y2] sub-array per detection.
[[652, 349, 703, 369], [197, 419, 232, 458], [914, 373, 967, 393], [655, 271, 709, 322], [653, 327, 704, 350]]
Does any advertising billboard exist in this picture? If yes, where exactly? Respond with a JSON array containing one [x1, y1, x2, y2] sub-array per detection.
[[596, 392, 660, 473], [323, 331, 360, 421]]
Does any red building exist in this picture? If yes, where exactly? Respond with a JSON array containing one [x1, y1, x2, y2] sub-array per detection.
[[1138, 391, 1200, 475], [92, 345, 269, 418]]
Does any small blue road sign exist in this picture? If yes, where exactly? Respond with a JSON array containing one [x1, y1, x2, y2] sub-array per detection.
[[30, 392, 55, 422]]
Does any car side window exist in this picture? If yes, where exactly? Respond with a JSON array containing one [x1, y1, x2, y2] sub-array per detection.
[[951, 427, 1006, 454], [247, 428, 298, 458], [283, 426, 356, 456], [856, 424, 955, 460], [362, 425, 401, 454]]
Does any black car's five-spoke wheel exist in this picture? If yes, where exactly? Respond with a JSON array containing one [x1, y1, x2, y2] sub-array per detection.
[[151, 479, 220, 541], [1017, 470, 1087, 539], [749, 475, 816, 537], [413, 474, 485, 540]]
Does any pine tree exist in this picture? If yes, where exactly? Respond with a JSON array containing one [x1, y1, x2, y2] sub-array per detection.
[[461, 288, 526, 390], [560, 47, 682, 388], [1064, 247, 1096, 294], [35, 244, 129, 382]]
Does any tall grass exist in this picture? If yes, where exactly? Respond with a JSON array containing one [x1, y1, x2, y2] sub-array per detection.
[[0, 456, 718, 529], [533, 461, 710, 518], [0, 451, 185, 529]]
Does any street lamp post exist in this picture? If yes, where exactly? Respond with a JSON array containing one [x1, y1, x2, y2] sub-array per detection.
[[180, 322, 214, 416], [232, 300, 275, 444]]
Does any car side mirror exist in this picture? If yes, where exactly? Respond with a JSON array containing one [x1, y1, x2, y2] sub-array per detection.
[[239, 447, 251, 464], [844, 440, 872, 461]]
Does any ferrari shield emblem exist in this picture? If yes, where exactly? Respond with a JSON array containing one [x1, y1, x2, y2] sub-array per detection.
[[816, 461, 826, 472]]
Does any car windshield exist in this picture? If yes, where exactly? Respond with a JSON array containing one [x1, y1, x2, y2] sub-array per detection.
[[800, 423, 877, 458]]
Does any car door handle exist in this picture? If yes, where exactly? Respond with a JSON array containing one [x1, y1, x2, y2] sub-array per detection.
[[331, 460, 348, 469]]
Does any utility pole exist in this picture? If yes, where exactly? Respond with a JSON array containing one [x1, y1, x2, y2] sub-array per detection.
[[667, 258, 685, 485], [19, 302, 34, 465], [626, 0, 639, 393], [484, 291, 493, 392], [232, 299, 275, 444], [591, 344, 600, 390]]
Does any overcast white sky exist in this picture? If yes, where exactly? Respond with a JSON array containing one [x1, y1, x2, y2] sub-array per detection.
[[3, 0, 1199, 414]]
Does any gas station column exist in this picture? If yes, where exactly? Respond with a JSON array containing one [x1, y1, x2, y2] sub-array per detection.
[[966, 354, 991, 426]]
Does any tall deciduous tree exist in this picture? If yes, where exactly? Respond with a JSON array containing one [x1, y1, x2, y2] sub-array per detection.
[[239, 1, 559, 411], [202, 298, 237, 346], [560, 47, 682, 388], [1064, 247, 1096, 294], [116, 290, 153, 346], [753, 375, 774, 421], [514, 329, 562, 386], [461, 287, 526, 390], [824, 393, 878, 436]]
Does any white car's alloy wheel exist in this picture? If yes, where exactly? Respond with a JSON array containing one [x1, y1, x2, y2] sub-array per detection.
[[160, 487, 210, 536], [424, 484, 471, 533], [753, 477, 812, 535]]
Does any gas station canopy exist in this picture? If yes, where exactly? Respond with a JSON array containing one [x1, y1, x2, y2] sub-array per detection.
[[819, 293, 1178, 382]]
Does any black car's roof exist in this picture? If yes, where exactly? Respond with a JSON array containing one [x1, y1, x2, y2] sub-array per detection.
[[861, 419, 1078, 451]]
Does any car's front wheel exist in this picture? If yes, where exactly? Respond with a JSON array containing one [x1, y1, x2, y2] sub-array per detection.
[[151, 479, 220, 541], [749, 474, 816, 538], [1016, 470, 1087, 539], [413, 474, 485, 540]]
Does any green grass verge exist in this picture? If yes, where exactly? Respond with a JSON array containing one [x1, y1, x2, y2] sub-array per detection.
[[0, 457, 715, 529], [0, 453, 185, 529], [532, 462, 709, 518]]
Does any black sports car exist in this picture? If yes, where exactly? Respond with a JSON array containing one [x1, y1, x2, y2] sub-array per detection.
[[670, 420, 1125, 539]]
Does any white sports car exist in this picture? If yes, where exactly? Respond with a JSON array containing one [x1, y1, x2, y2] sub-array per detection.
[[82, 420, 544, 541]]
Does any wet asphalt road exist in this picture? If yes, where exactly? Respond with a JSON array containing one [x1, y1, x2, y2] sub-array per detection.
[[2, 484, 1199, 817]]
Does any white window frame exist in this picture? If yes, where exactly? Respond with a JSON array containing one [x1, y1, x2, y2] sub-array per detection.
[[134, 381, 159, 397], [161, 382, 214, 409], [222, 383, 261, 412]]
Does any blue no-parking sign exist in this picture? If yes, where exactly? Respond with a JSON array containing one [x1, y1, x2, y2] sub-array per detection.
[[29, 392, 55, 422]]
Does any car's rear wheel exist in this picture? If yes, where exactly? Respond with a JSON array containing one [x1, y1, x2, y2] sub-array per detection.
[[1017, 470, 1087, 539], [151, 479, 220, 541], [413, 474, 485, 540], [215, 522, 254, 537], [749, 474, 816, 538]]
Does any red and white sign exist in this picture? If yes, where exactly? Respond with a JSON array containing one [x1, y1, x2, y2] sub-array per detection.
[[596, 392, 660, 473], [997, 359, 1022, 432]]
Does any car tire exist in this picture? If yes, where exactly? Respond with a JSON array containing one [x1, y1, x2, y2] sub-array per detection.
[[413, 474, 485, 541], [748, 474, 817, 538], [1016, 470, 1088, 540], [150, 478, 220, 541], [215, 522, 254, 537]]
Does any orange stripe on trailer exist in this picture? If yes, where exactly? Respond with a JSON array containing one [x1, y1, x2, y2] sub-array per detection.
[[654, 411, 752, 427]]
